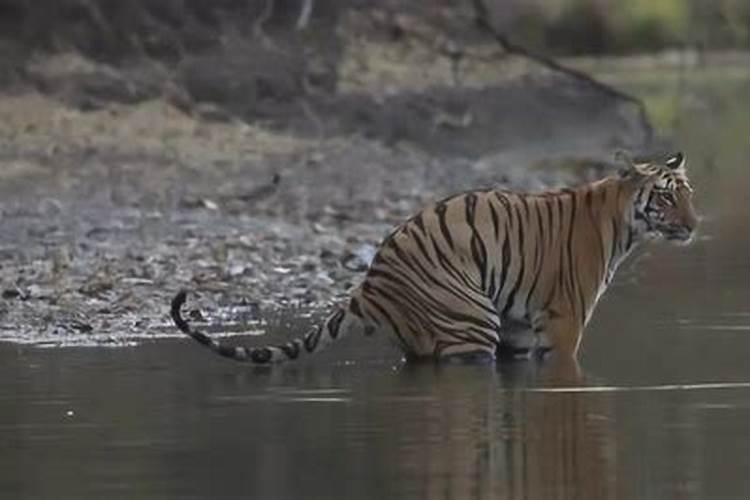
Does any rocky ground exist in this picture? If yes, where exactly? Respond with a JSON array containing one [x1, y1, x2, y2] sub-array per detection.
[[0, 2, 652, 346]]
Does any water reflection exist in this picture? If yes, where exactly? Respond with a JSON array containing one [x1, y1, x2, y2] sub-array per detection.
[[499, 391, 615, 500], [381, 359, 614, 500], [3, 336, 750, 499]]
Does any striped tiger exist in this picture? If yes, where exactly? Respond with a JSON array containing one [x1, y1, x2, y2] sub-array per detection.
[[171, 151, 697, 364]]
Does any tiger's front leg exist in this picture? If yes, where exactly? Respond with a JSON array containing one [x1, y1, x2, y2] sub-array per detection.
[[497, 311, 581, 360], [532, 311, 583, 358]]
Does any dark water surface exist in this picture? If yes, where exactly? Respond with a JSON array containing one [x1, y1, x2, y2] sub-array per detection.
[[3, 67, 750, 499]]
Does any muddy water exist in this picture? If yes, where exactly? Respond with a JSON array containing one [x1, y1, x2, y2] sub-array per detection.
[[3, 69, 750, 499]]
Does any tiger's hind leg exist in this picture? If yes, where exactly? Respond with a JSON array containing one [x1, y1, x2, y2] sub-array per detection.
[[431, 304, 502, 364], [405, 325, 500, 364], [430, 296, 503, 363], [358, 266, 501, 363]]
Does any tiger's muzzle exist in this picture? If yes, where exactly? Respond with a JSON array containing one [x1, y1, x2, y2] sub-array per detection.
[[663, 224, 695, 243]]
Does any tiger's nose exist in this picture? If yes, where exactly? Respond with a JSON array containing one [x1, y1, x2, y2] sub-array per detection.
[[678, 214, 699, 244], [683, 204, 699, 235], [685, 213, 699, 235]]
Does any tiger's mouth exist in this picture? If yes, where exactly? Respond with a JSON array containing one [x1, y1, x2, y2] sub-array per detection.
[[663, 226, 694, 244]]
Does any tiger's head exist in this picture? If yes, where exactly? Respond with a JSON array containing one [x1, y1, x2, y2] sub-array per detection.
[[618, 151, 698, 244]]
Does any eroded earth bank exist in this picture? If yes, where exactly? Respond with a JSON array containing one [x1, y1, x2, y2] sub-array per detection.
[[0, 1, 652, 345]]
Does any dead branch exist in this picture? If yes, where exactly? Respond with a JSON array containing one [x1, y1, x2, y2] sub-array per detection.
[[471, 0, 654, 145], [296, 0, 314, 30]]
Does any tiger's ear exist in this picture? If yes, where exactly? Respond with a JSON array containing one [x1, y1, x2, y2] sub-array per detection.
[[615, 150, 648, 178], [664, 151, 686, 171]]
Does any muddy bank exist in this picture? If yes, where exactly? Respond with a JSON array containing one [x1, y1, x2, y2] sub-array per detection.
[[0, 2, 652, 346]]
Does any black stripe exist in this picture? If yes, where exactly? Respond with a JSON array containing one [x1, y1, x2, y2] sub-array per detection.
[[494, 192, 514, 229], [412, 212, 426, 234], [368, 265, 499, 333], [488, 199, 501, 240], [626, 226, 635, 250], [193, 331, 213, 347], [535, 197, 547, 251], [487, 267, 497, 301], [471, 232, 489, 291], [584, 189, 594, 211], [408, 227, 436, 267], [250, 347, 272, 364], [434, 202, 454, 250], [304, 325, 323, 352], [170, 290, 191, 333], [435, 340, 464, 357], [365, 280, 435, 341], [519, 195, 530, 224], [428, 233, 477, 290], [171, 290, 254, 362], [525, 202, 545, 310], [367, 267, 443, 321], [371, 241, 501, 332], [327, 308, 345, 339], [280, 340, 301, 359], [349, 296, 363, 318], [513, 202, 526, 264], [500, 204, 526, 318], [217, 344, 240, 358], [362, 287, 409, 349], [389, 240, 497, 317], [494, 225, 511, 305], [465, 193, 478, 222], [465, 194, 489, 291]]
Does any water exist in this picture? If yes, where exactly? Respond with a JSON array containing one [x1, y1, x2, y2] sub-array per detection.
[[3, 63, 750, 499], [4, 344, 750, 500]]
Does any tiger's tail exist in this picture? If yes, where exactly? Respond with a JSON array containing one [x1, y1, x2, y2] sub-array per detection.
[[170, 290, 354, 364]]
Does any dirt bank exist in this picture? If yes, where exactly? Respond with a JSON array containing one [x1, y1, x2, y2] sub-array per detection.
[[0, 2, 652, 346]]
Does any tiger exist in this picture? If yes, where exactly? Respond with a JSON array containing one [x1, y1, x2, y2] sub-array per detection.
[[171, 151, 697, 364]]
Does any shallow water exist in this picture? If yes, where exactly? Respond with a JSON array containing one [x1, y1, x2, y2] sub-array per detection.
[[3, 65, 750, 499], [4, 340, 750, 500]]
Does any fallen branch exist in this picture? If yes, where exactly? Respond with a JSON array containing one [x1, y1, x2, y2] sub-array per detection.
[[296, 0, 314, 30], [471, 0, 654, 145]]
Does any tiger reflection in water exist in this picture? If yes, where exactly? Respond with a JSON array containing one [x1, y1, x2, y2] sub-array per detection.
[[375, 361, 615, 499]]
